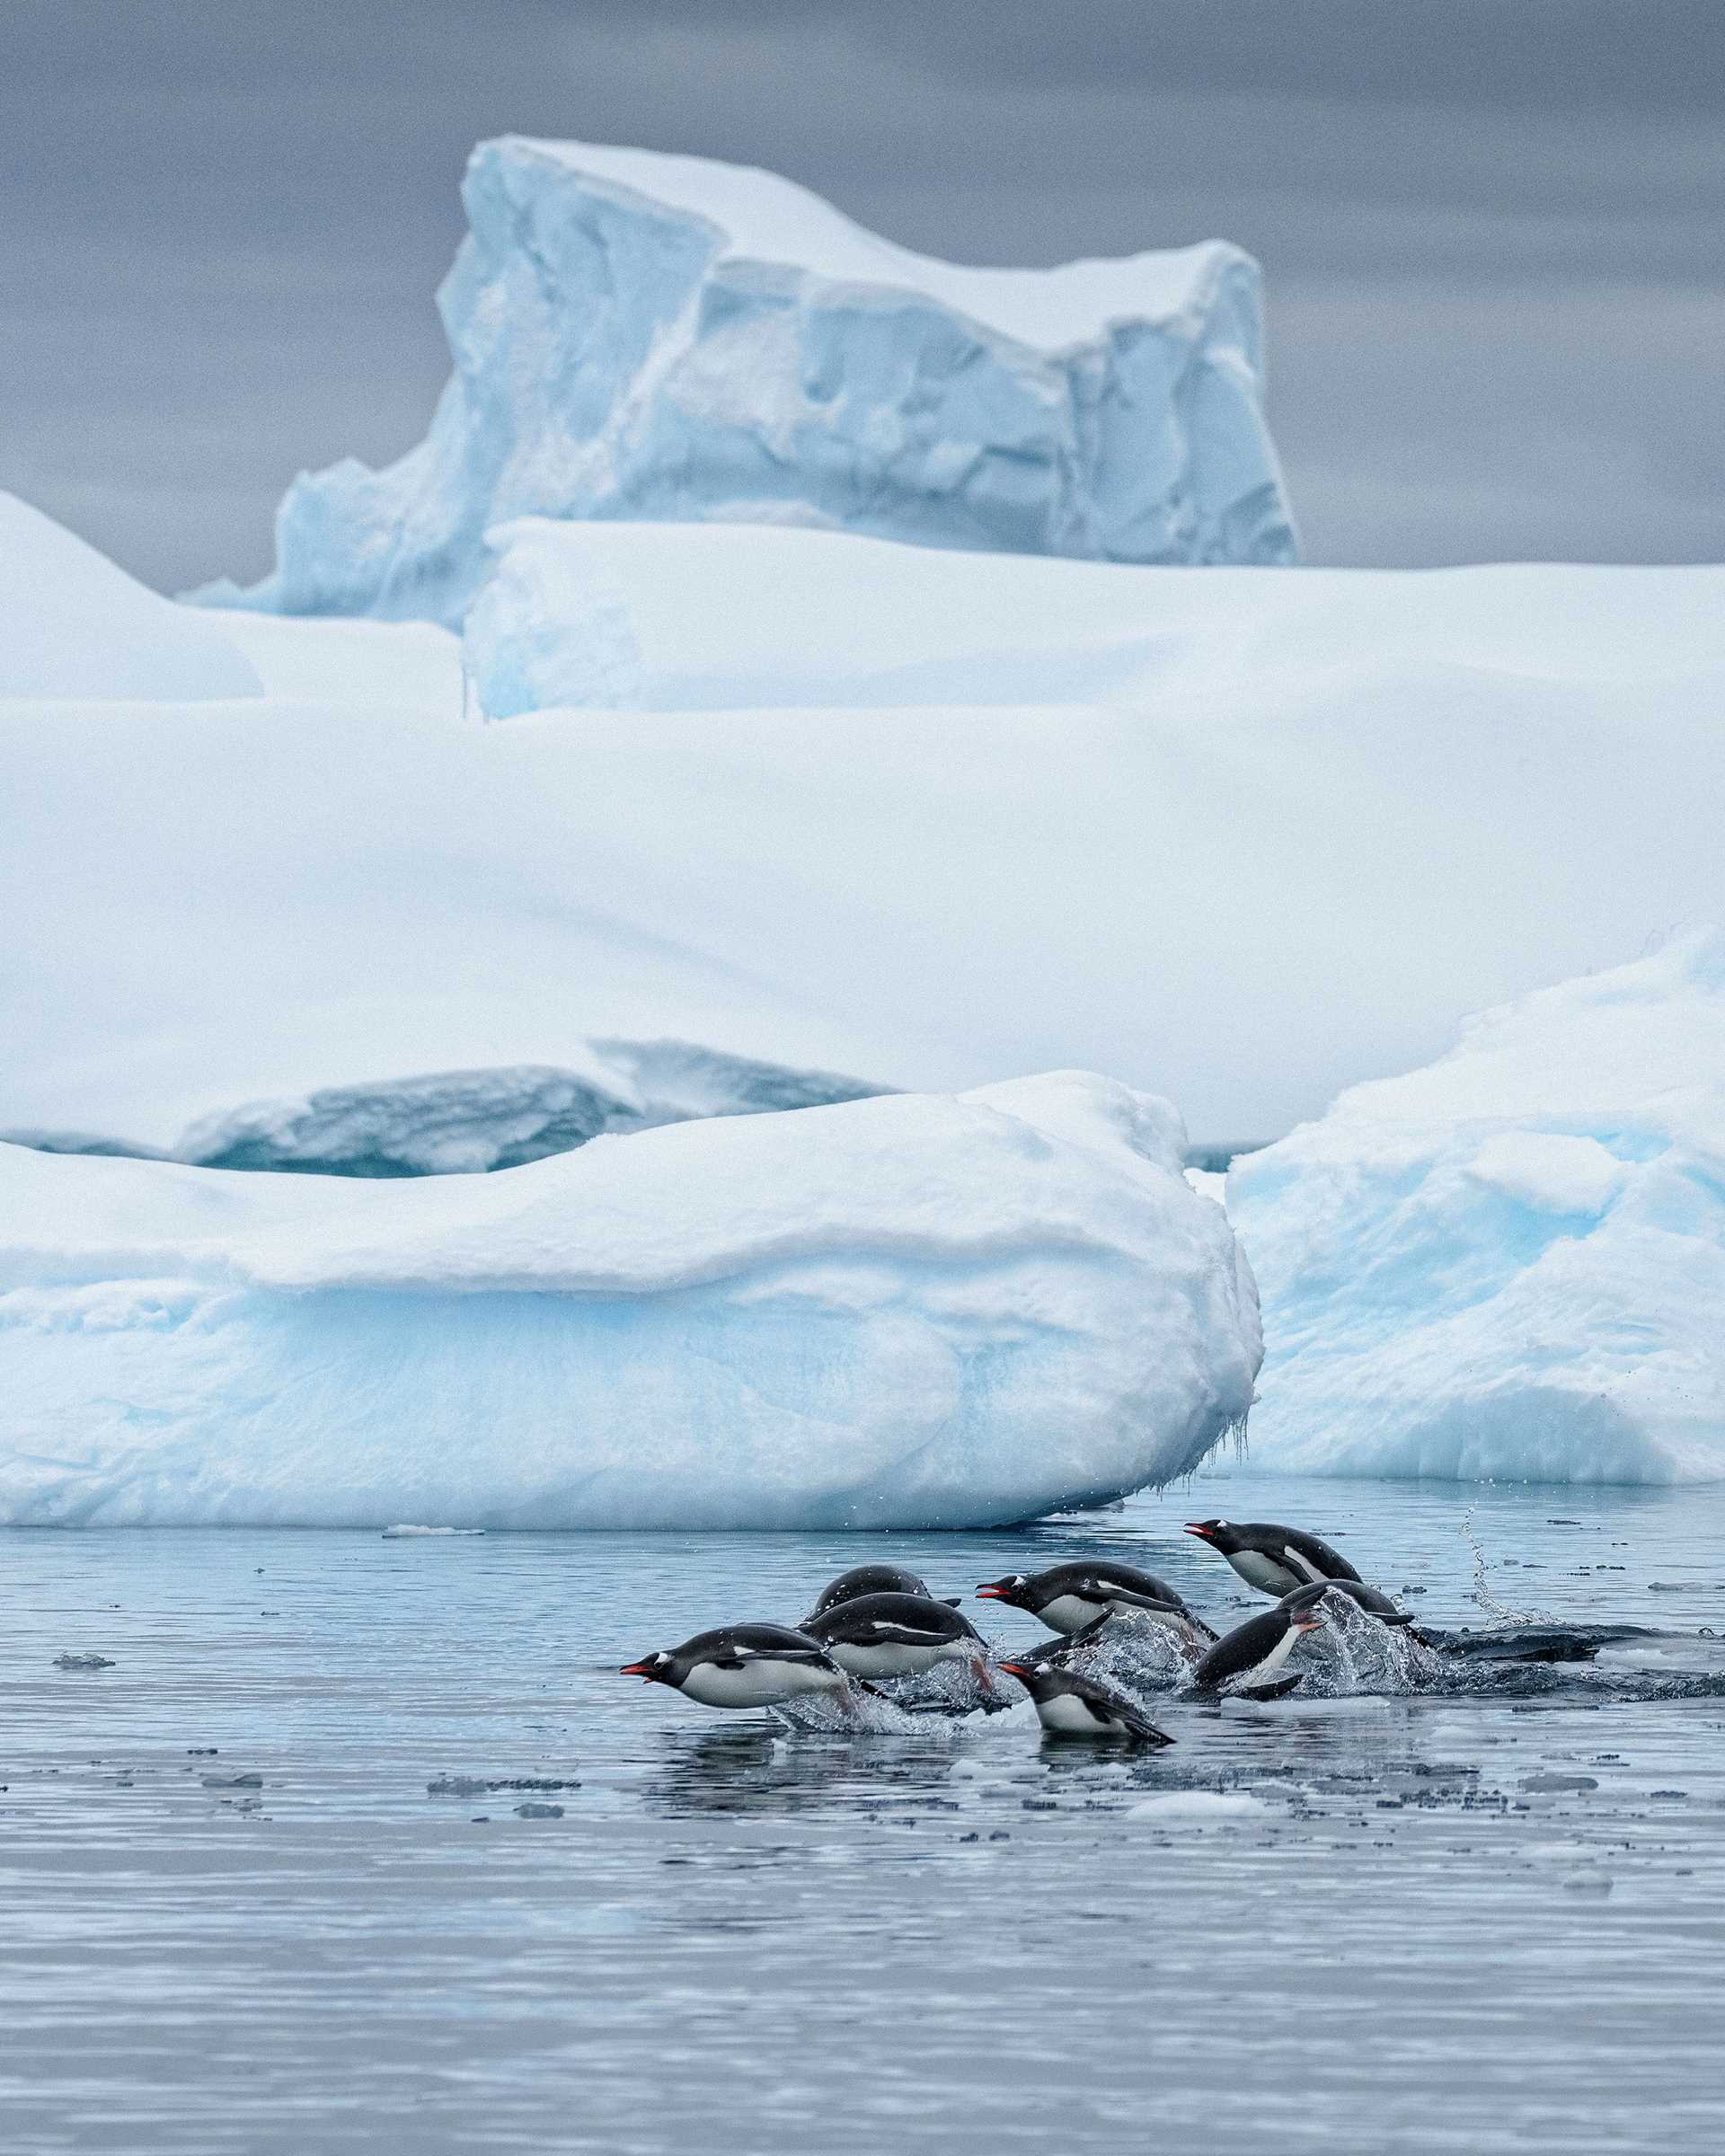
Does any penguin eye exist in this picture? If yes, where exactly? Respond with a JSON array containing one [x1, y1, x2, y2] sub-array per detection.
[[1215, 1518, 1230, 1529], [653, 1651, 671, 1666]]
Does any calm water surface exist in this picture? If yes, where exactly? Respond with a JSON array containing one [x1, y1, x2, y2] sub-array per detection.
[[4, 1471, 1725, 2153]]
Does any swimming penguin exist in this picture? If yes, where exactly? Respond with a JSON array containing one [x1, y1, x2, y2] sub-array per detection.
[[1183, 1518, 1362, 1598], [620, 1624, 850, 1711], [976, 1562, 1216, 1640], [801, 1564, 959, 1628], [1189, 1583, 1330, 1698], [998, 1659, 1174, 1746], [802, 1592, 999, 1694]]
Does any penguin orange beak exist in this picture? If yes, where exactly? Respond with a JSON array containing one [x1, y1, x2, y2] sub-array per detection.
[[1291, 1615, 1325, 1633], [1182, 1524, 1215, 1540], [619, 1658, 663, 1682], [975, 1584, 1007, 1599], [997, 1661, 1033, 1684]]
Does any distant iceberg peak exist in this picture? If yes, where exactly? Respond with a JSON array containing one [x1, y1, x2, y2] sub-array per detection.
[[196, 135, 1296, 625]]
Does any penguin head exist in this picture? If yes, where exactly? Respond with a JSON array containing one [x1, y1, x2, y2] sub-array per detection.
[[996, 1658, 1044, 1695], [976, 1573, 1031, 1608], [1278, 1583, 1330, 1631], [619, 1648, 680, 1686], [1183, 1516, 1239, 1553]]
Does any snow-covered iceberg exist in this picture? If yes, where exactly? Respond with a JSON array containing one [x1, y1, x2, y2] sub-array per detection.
[[461, 517, 1725, 718], [199, 137, 1296, 625], [0, 493, 260, 702], [7, 514, 1725, 1154], [0, 1072, 1262, 1529], [1228, 933, 1725, 1484]]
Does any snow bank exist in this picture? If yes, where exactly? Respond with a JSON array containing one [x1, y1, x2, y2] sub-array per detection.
[[7, 536, 1725, 1152], [0, 1071, 1262, 1529], [462, 519, 1725, 717], [198, 136, 1295, 624], [0, 493, 260, 702], [1229, 933, 1725, 1484]]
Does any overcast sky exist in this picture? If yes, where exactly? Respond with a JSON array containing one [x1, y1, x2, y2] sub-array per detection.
[[5, 1, 1722, 591]]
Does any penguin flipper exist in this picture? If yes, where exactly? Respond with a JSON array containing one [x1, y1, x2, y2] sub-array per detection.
[[1238, 1674, 1305, 1702], [1119, 1703, 1176, 1748]]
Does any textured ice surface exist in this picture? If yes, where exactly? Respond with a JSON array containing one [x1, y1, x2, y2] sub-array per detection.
[[1230, 933, 1725, 1484], [0, 493, 260, 702], [197, 136, 1295, 624], [0, 1071, 1262, 1528], [6, 1046, 882, 1178]]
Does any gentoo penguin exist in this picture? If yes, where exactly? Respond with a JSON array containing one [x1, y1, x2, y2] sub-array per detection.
[[620, 1624, 849, 1711], [1183, 1518, 1362, 1598], [803, 1592, 998, 1691], [801, 1564, 958, 1629], [1189, 1584, 1329, 1698], [977, 1562, 1216, 1640], [998, 1660, 1173, 1746]]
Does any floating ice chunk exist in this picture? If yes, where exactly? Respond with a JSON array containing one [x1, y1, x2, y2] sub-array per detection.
[[1127, 1791, 1268, 1820], [0, 492, 261, 702], [0, 1070, 1261, 1530], [382, 1525, 485, 1538], [196, 136, 1296, 625], [1229, 931, 1725, 1484]]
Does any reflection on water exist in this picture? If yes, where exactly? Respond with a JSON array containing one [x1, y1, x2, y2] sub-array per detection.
[[3, 1470, 1724, 2153]]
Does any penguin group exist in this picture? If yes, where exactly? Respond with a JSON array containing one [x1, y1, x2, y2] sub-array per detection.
[[620, 1520, 1427, 1747]]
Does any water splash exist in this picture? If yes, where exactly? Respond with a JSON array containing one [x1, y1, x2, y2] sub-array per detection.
[[1461, 1503, 1559, 1624]]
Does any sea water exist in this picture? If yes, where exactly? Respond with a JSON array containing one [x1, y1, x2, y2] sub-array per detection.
[[3, 1471, 1723, 2152]]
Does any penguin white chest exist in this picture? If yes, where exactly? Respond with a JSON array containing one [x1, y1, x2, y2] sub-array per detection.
[[828, 1639, 946, 1679], [1234, 1624, 1300, 1690], [680, 1658, 842, 1710], [1038, 1595, 1100, 1635], [1034, 1693, 1117, 1736], [1229, 1550, 1297, 1597]]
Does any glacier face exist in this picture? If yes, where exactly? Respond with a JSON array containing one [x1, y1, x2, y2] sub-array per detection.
[[1228, 933, 1725, 1485], [0, 1072, 1263, 1530], [199, 137, 1296, 625]]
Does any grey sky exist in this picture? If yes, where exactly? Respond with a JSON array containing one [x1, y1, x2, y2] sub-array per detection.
[[4, 1, 1721, 591]]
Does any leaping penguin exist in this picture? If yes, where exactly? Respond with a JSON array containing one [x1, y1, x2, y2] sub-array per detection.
[[802, 1592, 1000, 1696], [998, 1659, 1174, 1746], [620, 1624, 850, 1711], [1189, 1583, 1330, 1699], [1183, 1518, 1362, 1599], [977, 1561, 1216, 1640]]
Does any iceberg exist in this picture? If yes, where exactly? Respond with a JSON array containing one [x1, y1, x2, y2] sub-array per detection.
[[0, 1072, 1263, 1530], [0, 492, 261, 702], [6, 509, 1725, 1153], [1228, 933, 1725, 1484], [199, 136, 1296, 624]]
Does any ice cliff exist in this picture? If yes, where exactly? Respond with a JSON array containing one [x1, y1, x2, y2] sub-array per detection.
[[199, 137, 1296, 624], [0, 1072, 1263, 1529], [1229, 934, 1725, 1484]]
